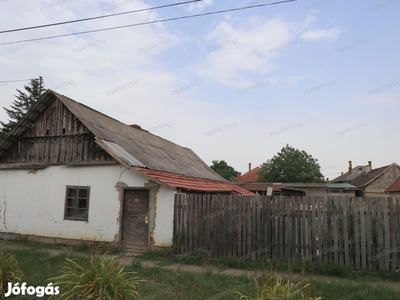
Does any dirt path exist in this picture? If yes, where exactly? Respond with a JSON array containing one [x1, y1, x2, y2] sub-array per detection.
[[117, 257, 400, 292], [2, 241, 400, 292]]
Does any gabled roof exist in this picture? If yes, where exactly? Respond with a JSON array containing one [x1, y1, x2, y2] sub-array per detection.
[[240, 167, 261, 182], [133, 167, 254, 195], [0, 90, 225, 181], [350, 163, 399, 188], [332, 165, 367, 183], [385, 176, 400, 193]]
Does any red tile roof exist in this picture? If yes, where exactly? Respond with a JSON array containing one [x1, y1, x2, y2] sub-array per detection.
[[239, 167, 261, 182], [385, 176, 400, 193], [132, 167, 254, 195]]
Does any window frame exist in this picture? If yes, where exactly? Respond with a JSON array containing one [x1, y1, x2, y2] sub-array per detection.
[[64, 186, 90, 221]]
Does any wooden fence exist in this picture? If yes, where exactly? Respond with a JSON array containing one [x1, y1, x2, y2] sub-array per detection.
[[173, 194, 400, 271]]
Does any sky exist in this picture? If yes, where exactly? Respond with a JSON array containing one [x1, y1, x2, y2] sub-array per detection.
[[0, 0, 399, 179]]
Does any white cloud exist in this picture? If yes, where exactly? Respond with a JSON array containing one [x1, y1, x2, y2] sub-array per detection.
[[171, 0, 214, 13], [192, 16, 299, 87], [301, 26, 342, 41], [358, 92, 399, 105], [185, 0, 214, 12], [191, 14, 342, 88]]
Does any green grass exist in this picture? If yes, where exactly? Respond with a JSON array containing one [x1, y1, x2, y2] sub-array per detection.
[[8, 248, 87, 287], [126, 263, 400, 300], [1, 245, 400, 300], [135, 250, 400, 283]]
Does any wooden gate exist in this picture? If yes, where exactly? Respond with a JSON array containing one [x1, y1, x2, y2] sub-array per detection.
[[122, 189, 149, 252]]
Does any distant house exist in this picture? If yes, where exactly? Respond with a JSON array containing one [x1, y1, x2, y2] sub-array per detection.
[[332, 161, 400, 197], [0, 90, 252, 251], [229, 163, 260, 183], [281, 182, 357, 197], [233, 182, 284, 196], [231, 181, 357, 197], [385, 176, 400, 195], [230, 163, 356, 196], [331, 161, 370, 184]]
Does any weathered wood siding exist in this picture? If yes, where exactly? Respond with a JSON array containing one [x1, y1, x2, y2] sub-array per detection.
[[367, 165, 400, 190], [174, 194, 400, 271], [1, 98, 115, 164]]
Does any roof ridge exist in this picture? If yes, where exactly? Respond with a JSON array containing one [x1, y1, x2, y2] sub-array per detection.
[[49, 90, 195, 147], [49, 90, 129, 127]]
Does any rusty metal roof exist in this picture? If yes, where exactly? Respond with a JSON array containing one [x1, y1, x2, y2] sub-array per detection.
[[132, 167, 254, 195], [0, 90, 226, 181]]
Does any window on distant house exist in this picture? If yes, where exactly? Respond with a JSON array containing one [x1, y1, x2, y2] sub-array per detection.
[[64, 186, 90, 221]]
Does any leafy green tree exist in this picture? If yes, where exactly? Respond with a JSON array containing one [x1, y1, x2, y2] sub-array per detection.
[[0, 77, 45, 138], [210, 160, 239, 180], [258, 144, 324, 183]]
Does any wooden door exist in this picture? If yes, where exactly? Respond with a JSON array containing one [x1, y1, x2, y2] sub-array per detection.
[[122, 189, 149, 252]]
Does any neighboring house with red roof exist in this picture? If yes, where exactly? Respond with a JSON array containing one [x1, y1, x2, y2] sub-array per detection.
[[239, 164, 261, 182], [230, 163, 260, 183], [332, 161, 400, 197], [385, 176, 400, 194], [0, 90, 252, 252], [230, 163, 356, 196]]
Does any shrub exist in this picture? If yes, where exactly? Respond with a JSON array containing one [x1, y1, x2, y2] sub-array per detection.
[[0, 251, 22, 300], [49, 253, 143, 299], [238, 275, 322, 300]]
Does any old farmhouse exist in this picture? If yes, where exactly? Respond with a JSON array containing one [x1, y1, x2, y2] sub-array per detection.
[[0, 90, 252, 251]]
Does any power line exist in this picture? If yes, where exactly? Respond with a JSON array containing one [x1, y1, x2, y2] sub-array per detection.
[[0, 79, 30, 83], [0, 0, 296, 46], [0, 0, 202, 34]]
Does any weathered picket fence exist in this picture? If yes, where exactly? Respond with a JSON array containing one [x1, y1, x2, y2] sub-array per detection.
[[173, 194, 400, 271]]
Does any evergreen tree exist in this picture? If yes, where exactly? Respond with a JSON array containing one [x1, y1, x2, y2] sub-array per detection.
[[0, 77, 44, 138]]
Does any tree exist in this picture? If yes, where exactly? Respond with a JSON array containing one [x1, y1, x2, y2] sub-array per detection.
[[258, 144, 324, 183], [210, 160, 239, 180], [0, 77, 45, 138]]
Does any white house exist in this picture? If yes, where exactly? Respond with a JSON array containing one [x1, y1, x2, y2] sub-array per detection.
[[0, 90, 252, 251]]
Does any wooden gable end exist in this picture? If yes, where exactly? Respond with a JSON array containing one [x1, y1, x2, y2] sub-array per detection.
[[0, 98, 116, 166], [366, 165, 400, 190]]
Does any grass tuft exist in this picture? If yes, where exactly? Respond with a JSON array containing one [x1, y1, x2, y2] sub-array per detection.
[[0, 250, 22, 300], [49, 252, 143, 299]]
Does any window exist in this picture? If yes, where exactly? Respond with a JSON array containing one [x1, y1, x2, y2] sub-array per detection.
[[64, 186, 90, 221]]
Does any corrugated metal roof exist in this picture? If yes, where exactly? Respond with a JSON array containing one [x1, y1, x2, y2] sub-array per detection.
[[0, 90, 226, 182], [132, 167, 254, 195], [232, 182, 282, 192], [325, 183, 357, 189], [96, 139, 145, 167], [283, 183, 357, 189], [282, 183, 328, 188]]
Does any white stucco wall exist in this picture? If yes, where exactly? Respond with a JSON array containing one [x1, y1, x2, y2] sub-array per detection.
[[0, 165, 175, 247], [152, 187, 175, 247]]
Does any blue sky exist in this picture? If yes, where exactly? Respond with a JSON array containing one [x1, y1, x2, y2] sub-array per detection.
[[0, 0, 399, 179]]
